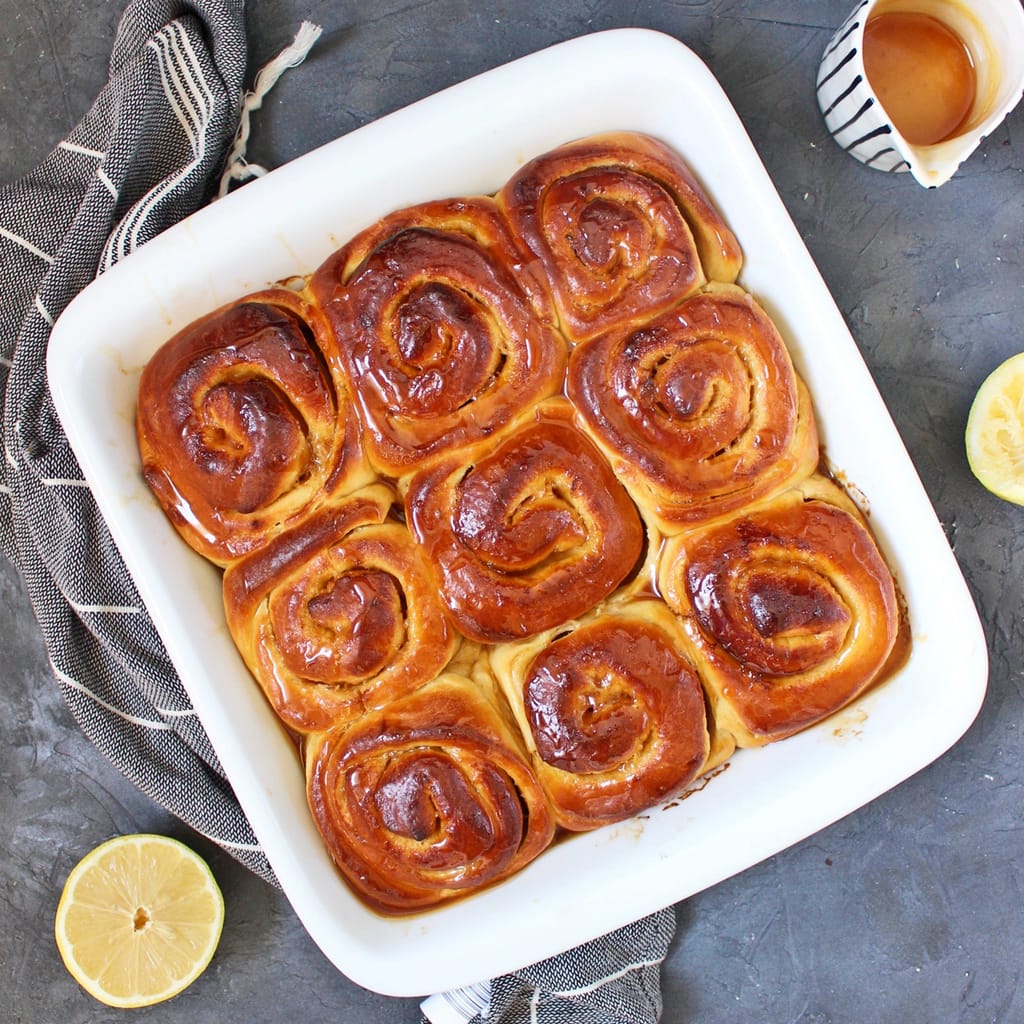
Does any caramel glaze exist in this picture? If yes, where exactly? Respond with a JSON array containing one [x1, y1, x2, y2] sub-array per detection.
[[567, 283, 819, 533], [309, 197, 566, 479], [513, 602, 711, 831], [404, 399, 644, 643], [136, 288, 368, 566], [305, 672, 555, 915], [498, 130, 743, 343], [222, 484, 456, 735], [658, 476, 900, 747], [863, 11, 976, 146]]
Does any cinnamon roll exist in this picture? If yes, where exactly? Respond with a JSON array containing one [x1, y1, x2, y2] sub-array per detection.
[[222, 484, 456, 734], [567, 283, 819, 532], [498, 131, 743, 343], [136, 287, 369, 566], [657, 476, 900, 747], [309, 198, 567, 478], [490, 598, 727, 831], [305, 671, 556, 914], [404, 400, 646, 643]]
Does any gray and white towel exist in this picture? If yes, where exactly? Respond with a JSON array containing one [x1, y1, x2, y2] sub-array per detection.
[[420, 912, 675, 1023], [0, 2, 675, 1020], [0, 0, 267, 877]]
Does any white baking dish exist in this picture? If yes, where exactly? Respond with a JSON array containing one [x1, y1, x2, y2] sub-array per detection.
[[47, 28, 987, 997]]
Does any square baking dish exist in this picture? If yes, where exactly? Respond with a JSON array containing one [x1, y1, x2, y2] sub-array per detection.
[[47, 28, 988, 996]]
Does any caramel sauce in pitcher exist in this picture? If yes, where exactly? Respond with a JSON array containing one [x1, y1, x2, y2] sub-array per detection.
[[863, 10, 977, 145]]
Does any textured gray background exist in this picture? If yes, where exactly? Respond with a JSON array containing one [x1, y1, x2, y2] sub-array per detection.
[[2, 2, 1022, 1021]]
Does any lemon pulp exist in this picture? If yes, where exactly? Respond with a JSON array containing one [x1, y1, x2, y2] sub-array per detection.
[[965, 352, 1024, 506], [54, 833, 224, 1008]]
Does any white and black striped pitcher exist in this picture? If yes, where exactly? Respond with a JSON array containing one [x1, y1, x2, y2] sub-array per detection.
[[817, 0, 1024, 187]]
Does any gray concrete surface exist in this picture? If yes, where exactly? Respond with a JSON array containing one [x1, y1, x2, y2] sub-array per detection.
[[2, 2, 1022, 1021]]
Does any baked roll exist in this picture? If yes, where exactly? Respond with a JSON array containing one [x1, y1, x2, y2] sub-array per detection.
[[222, 484, 456, 734], [490, 597, 727, 831], [567, 283, 819, 532], [309, 197, 567, 478], [657, 476, 901, 747], [404, 399, 645, 643], [136, 287, 369, 566], [305, 671, 556, 914], [498, 131, 743, 343]]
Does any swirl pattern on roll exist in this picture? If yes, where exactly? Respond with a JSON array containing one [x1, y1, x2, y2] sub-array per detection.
[[498, 131, 743, 343], [491, 598, 717, 831], [658, 476, 900, 747], [222, 485, 457, 734], [136, 288, 368, 566], [306, 672, 555, 914], [309, 198, 567, 478], [405, 400, 645, 643], [568, 283, 819, 531]]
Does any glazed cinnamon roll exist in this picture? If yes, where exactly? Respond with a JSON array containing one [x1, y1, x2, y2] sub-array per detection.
[[309, 198, 567, 478], [498, 131, 743, 343], [404, 400, 645, 644], [222, 484, 456, 734], [490, 598, 727, 831], [658, 476, 901, 747], [305, 671, 556, 914], [136, 287, 369, 566], [567, 283, 819, 532]]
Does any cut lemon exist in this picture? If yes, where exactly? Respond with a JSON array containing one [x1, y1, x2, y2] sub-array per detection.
[[966, 352, 1024, 506], [54, 834, 224, 1008]]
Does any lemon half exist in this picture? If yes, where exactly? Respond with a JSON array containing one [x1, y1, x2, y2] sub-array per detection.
[[54, 833, 224, 1008], [965, 352, 1024, 507]]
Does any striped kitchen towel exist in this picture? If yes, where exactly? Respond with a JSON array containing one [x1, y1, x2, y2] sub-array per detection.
[[420, 911, 675, 1024], [0, 2, 675, 1019], [0, 0, 270, 878]]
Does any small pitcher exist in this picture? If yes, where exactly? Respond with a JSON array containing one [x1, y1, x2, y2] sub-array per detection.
[[817, 0, 1024, 187]]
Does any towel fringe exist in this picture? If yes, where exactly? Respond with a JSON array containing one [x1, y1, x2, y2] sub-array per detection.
[[217, 21, 323, 197]]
